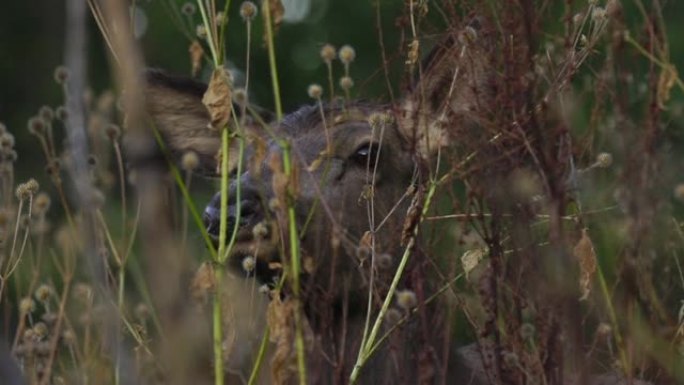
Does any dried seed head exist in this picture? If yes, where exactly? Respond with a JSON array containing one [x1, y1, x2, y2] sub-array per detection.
[[385, 308, 402, 325], [26, 179, 39, 195], [56, 105, 69, 121], [105, 124, 121, 141], [62, 329, 76, 346], [16, 179, 39, 200], [234, 88, 248, 106], [307, 84, 323, 99], [463, 25, 478, 42], [33, 322, 48, 340], [39, 106, 55, 122], [35, 284, 53, 303], [320, 44, 336, 63], [572, 12, 583, 25], [595, 152, 613, 168], [181, 151, 200, 171], [242, 256, 256, 273], [196, 25, 207, 38], [34, 192, 51, 214], [268, 197, 280, 211], [72, 283, 93, 303], [252, 221, 269, 239], [54, 66, 70, 84], [216, 11, 226, 26], [339, 76, 354, 91], [15, 185, 29, 200], [591, 7, 606, 22], [27, 116, 47, 136], [22, 329, 37, 343], [19, 297, 36, 314], [181, 2, 196, 15], [674, 184, 684, 202], [596, 322, 612, 337], [395, 289, 417, 311], [240, 1, 258, 21], [0, 133, 15, 149], [338, 45, 356, 65], [368, 112, 392, 128]]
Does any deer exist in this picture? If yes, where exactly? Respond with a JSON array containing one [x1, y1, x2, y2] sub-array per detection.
[[140, 18, 652, 385]]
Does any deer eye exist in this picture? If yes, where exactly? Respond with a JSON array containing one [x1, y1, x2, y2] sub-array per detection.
[[349, 142, 380, 168]]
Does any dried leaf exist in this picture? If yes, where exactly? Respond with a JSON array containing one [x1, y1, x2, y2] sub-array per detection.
[[359, 231, 372, 250], [461, 247, 487, 280], [406, 39, 420, 68], [267, 294, 313, 385], [269, 0, 284, 29], [202, 67, 233, 131], [267, 293, 297, 385], [190, 262, 216, 303], [574, 228, 597, 301], [249, 134, 267, 177], [401, 185, 425, 246], [189, 40, 204, 77]]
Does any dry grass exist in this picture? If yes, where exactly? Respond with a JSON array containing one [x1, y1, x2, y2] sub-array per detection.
[[1, 1, 683, 384]]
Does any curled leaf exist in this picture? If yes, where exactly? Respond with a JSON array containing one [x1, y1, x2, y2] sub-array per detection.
[[202, 67, 233, 131]]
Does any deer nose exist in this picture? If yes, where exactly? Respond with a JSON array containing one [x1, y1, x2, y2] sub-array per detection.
[[202, 192, 262, 239]]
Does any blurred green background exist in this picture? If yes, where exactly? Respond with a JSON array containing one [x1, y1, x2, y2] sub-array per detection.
[[1, 0, 683, 182]]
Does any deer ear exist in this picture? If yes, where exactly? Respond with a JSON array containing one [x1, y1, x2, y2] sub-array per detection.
[[143, 69, 222, 176], [399, 19, 495, 159]]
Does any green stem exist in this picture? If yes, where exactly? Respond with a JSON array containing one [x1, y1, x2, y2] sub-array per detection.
[[262, 1, 283, 119], [349, 181, 438, 384], [212, 266, 225, 385], [281, 144, 307, 385], [196, 0, 220, 67]]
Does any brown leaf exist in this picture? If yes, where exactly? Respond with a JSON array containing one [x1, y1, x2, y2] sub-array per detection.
[[359, 231, 372, 250], [202, 67, 233, 131], [573, 228, 597, 301], [249, 134, 267, 177], [267, 294, 313, 385], [401, 185, 425, 246], [189, 40, 204, 77], [269, 0, 285, 30]]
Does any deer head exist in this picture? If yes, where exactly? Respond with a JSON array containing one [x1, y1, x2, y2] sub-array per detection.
[[141, 20, 495, 384]]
